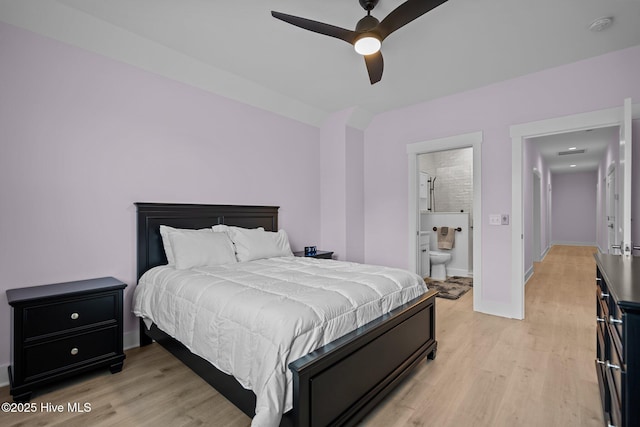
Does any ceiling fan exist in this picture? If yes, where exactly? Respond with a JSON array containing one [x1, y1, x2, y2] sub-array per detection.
[[271, 0, 448, 84]]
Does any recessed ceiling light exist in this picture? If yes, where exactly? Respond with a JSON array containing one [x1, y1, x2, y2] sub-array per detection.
[[570, 164, 577, 168], [568, 147, 577, 150], [589, 17, 613, 32]]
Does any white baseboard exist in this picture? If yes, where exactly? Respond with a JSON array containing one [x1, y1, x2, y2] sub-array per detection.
[[447, 267, 472, 278], [551, 241, 597, 247], [474, 299, 524, 320], [0, 330, 141, 390], [524, 266, 534, 285], [124, 328, 140, 351], [541, 245, 550, 260]]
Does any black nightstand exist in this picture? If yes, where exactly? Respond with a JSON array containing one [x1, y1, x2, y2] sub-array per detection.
[[6, 277, 127, 402], [293, 250, 334, 259]]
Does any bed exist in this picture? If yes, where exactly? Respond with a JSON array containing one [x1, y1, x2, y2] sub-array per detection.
[[134, 203, 437, 427]]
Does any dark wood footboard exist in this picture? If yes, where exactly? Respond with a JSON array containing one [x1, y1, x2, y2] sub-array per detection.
[[288, 289, 437, 427]]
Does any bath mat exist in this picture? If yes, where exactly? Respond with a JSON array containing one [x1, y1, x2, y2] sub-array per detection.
[[424, 276, 473, 300]]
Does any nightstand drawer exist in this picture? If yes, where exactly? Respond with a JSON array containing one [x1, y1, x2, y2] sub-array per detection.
[[24, 326, 118, 380], [23, 293, 118, 339]]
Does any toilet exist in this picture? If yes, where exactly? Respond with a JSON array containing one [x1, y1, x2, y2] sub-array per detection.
[[429, 251, 452, 281]]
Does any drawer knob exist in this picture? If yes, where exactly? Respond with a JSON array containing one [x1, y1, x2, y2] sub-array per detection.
[[70, 347, 79, 356], [70, 312, 79, 320], [596, 317, 606, 323], [596, 359, 605, 365], [600, 292, 609, 299], [609, 315, 623, 325]]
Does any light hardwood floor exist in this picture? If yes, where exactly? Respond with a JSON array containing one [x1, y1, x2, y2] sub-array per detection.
[[0, 246, 603, 426]]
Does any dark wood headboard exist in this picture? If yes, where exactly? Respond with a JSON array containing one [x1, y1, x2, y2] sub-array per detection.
[[135, 203, 279, 280]]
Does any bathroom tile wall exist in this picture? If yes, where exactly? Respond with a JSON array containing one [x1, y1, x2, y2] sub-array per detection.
[[419, 147, 473, 214]]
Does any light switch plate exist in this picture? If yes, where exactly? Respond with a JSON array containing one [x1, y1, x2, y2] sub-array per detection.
[[489, 214, 501, 225]]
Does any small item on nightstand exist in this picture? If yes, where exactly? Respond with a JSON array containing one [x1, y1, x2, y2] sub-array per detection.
[[304, 246, 317, 256]]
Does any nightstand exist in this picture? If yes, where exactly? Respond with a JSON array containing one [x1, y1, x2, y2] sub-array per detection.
[[293, 250, 334, 259], [6, 277, 127, 402]]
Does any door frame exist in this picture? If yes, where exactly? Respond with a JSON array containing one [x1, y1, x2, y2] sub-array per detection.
[[532, 170, 542, 264], [606, 164, 617, 253], [407, 131, 482, 311], [510, 102, 639, 320]]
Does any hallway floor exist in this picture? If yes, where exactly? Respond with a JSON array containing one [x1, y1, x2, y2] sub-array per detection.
[[363, 245, 602, 426]]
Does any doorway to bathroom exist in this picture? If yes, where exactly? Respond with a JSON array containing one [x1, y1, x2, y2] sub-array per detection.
[[407, 132, 482, 311], [418, 147, 473, 276]]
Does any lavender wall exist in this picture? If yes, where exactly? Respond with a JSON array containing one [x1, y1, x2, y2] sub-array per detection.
[[319, 109, 351, 260], [345, 126, 365, 263], [363, 45, 640, 307], [551, 172, 598, 244], [0, 22, 321, 368]]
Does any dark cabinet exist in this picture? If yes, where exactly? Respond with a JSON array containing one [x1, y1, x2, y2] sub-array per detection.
[[594, 254, 640, 427], [6, 277, 126, 402]]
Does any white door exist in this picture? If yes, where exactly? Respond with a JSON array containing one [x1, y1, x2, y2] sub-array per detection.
[[617, 98, 633, 256], [606, 168, 617, 253]]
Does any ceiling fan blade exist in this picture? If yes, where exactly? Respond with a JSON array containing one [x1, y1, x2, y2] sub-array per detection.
[[271, 11, 358, 44], [378, 0, 448, 40], [364, 51, 384, 84]]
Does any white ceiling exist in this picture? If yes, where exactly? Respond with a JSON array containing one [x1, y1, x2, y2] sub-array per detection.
[[1, 0, 640, 127], [531, 126, 619, 174]]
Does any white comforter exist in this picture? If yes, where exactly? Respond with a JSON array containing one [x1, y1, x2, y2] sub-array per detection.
[[133, 256, 427, 427]]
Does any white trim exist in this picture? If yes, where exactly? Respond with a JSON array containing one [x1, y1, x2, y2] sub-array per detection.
[[406, 131, 483, 154], [525, 266, 534, 284], [408, 131, 483, 313], [446, 267, 472, 277], [124, 328, 140, 351], [510, 102, 640, 320], [551, 241, 598, 247], [621, 98, 633, 256]]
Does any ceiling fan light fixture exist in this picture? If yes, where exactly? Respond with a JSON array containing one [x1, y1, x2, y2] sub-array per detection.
[[354, 35, 381, 55]]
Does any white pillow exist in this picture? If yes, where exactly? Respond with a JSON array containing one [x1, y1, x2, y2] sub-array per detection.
[[226, 227, 293, 262], [159, 225, 211, 265], [168, 229, 237, 270], [211, 225, 264, 233]]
